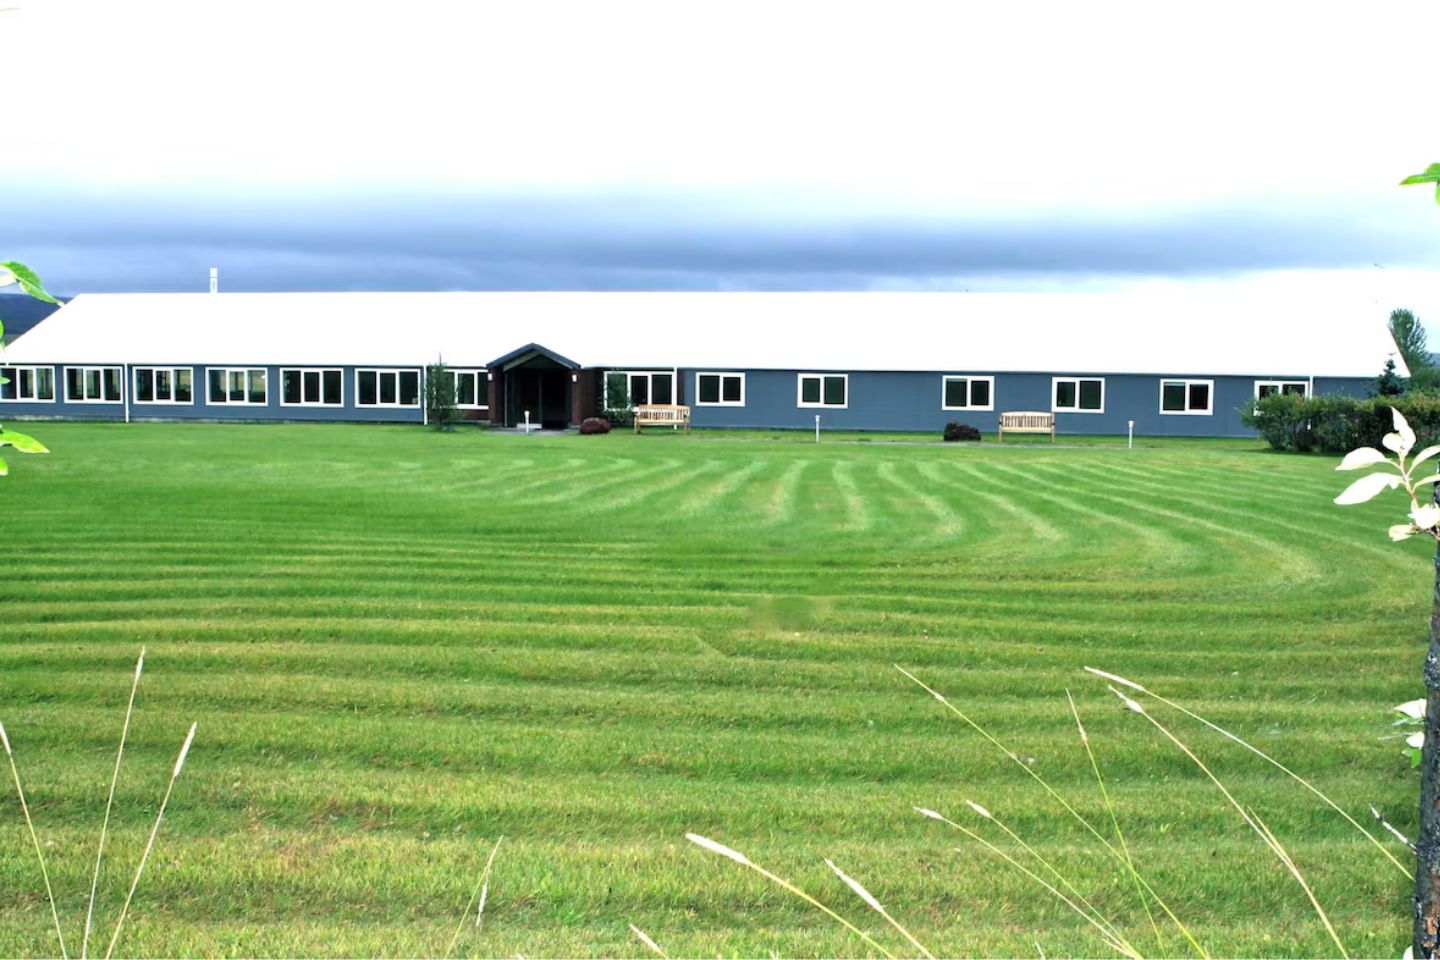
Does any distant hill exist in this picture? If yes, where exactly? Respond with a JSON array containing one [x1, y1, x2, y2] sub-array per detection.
[[0, 295, 66, 345]]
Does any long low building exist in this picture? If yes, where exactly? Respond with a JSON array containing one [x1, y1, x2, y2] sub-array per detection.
[[0, 290, 1407, 436]]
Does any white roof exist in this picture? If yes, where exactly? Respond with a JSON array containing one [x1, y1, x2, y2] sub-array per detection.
[[0, 290, 1408, 378]]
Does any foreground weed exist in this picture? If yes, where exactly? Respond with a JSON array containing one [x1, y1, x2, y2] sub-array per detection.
[[83, 648, 143, 960], [896, 664, 1207, 957], [445, 835, 504, 958], [1, 651, 196, 960], [1085, 666, 1411, 878], [0, 719, 68, 958], [628, 923, 669, 959], [1106, 686, 1347, 958], [104, 721, 196, 960], [1068, 690, 1164, 955], [686, 833, 900, 958]]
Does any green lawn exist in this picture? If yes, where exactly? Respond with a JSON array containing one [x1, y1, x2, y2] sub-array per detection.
[[0, 422, 1426, 958]]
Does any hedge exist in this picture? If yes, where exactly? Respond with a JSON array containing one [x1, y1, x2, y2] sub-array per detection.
[[1241, 391, 1440, 453]]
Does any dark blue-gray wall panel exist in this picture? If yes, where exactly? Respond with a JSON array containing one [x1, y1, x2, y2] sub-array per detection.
[[686, 369, 1375, 437]]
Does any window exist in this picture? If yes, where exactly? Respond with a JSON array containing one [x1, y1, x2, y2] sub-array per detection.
[[356, 368, 421, 407], [1255, 380, 1307, 399], [1160, 378, 1213, 415], [604, 370, 675, 407], [941, 375, 994, 410], [65, 366, 123, 403], [0, 365, 55, 402], [1052, 377, 1104, 413], [134, 367, 193, 404], [450, 369, 488, 409], [797, 373, 848, 408], [697, 372, 745, 406], [206, 367, 268, 405], [281, 368, 343, 406]]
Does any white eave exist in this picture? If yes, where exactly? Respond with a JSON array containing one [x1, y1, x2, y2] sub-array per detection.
[[0, 290, 1409, 379]]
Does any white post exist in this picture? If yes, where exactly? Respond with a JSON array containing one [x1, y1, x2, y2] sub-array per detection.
[[421, 365, 428, 426], [814, 414, 820, 443], [123, 363, 131, 423], [524, 409, 531, 433], [1127, 419, 1134, 449]]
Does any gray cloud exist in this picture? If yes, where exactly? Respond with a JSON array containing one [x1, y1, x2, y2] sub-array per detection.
[[8, 185, 1438, 294]]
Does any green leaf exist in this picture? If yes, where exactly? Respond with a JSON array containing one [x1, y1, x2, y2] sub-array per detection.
[[1401, 164, 1440, 203], [0, 261, 58, 303], [0, 429, 47, 454], [1401, 163, 1440, 185]]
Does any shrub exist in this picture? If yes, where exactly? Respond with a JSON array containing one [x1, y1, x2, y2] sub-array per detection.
[[1241, 389, 1440, 453], [579, 417, 611, 435], [942, 422, 981, 442], [424, 362, 459, 431]]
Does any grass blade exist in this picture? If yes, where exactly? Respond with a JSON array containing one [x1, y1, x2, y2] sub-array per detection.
[[629, 923, 669, 959], [915, 808, 1139, 959], [1067, 689, 1164, 956], [82, 648, 144, 960], [897, 664, 1207, 958], [1107, 686, 1348, 958], [0, 720, 69, 960], [1086, 665, 1410, 878], [823, 858, 937, 960], [104, 721, 196, 960], [686, 833, 898, 959], [445, 834, 504, 958]]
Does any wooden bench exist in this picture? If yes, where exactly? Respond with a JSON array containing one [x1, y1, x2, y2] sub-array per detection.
[[633, 404, 691, 433], [998, 411, 1056, 441]]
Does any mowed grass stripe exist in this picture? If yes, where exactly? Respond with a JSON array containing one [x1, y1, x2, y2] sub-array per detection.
[[0, 423, 1424, 958]]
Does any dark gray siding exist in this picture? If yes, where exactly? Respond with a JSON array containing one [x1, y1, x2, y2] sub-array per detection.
[[685, 369, 1374, 437]]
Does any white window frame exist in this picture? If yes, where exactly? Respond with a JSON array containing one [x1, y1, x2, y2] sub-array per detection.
[[940, 374, 995, 411], [64, 365, 124, 404], [696, 371, 746, 407], [0, 365, 56, 403], [449, 368, 489, 410], [797, 373, 849, 409], [609, 369, 678, 407], [133, 366, 194, 405], [280, 367, 344, 407], [1254, 380, 1308, 400], [1051, 376, 1105, 414], [355, 368, 422, 408], [204, 367, 269, 406], [1159, 378, 1214, 415]]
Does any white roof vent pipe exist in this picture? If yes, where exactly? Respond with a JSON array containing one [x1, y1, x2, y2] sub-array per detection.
[[209, 267, 218, 294]]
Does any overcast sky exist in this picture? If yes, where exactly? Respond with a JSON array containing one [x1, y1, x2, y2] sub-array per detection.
[[5, 1, 1440, 336]]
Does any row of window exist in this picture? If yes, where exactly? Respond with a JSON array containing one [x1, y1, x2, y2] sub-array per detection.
[[698, 373, 1309, 414], [0, 366, 490, 408], [0, 365, 1314, 415]]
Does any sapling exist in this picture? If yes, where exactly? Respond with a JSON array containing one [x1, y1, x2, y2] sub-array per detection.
[[1332, 405, 1440, 955]]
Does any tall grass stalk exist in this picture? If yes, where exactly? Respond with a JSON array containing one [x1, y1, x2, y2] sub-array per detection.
[[82, 648, 144, 960], [956, 799, 1137, 958], [628, 923, 669, 959], [0, 719, 69, 960], [103, 721, 196, 960], [446, 835, 505, 958], [1107, 687, 1348, 958], [823, 858, 936, 960], [685, 833, 898, 959], [1086, 666, 1410, 878], [914, 807, 1139, 960], [896, 664, 1207, 958], [1067, 690, 1164, 956]]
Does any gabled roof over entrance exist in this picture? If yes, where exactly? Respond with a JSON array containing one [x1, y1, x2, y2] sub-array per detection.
[[488, 342, 580, 371]]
